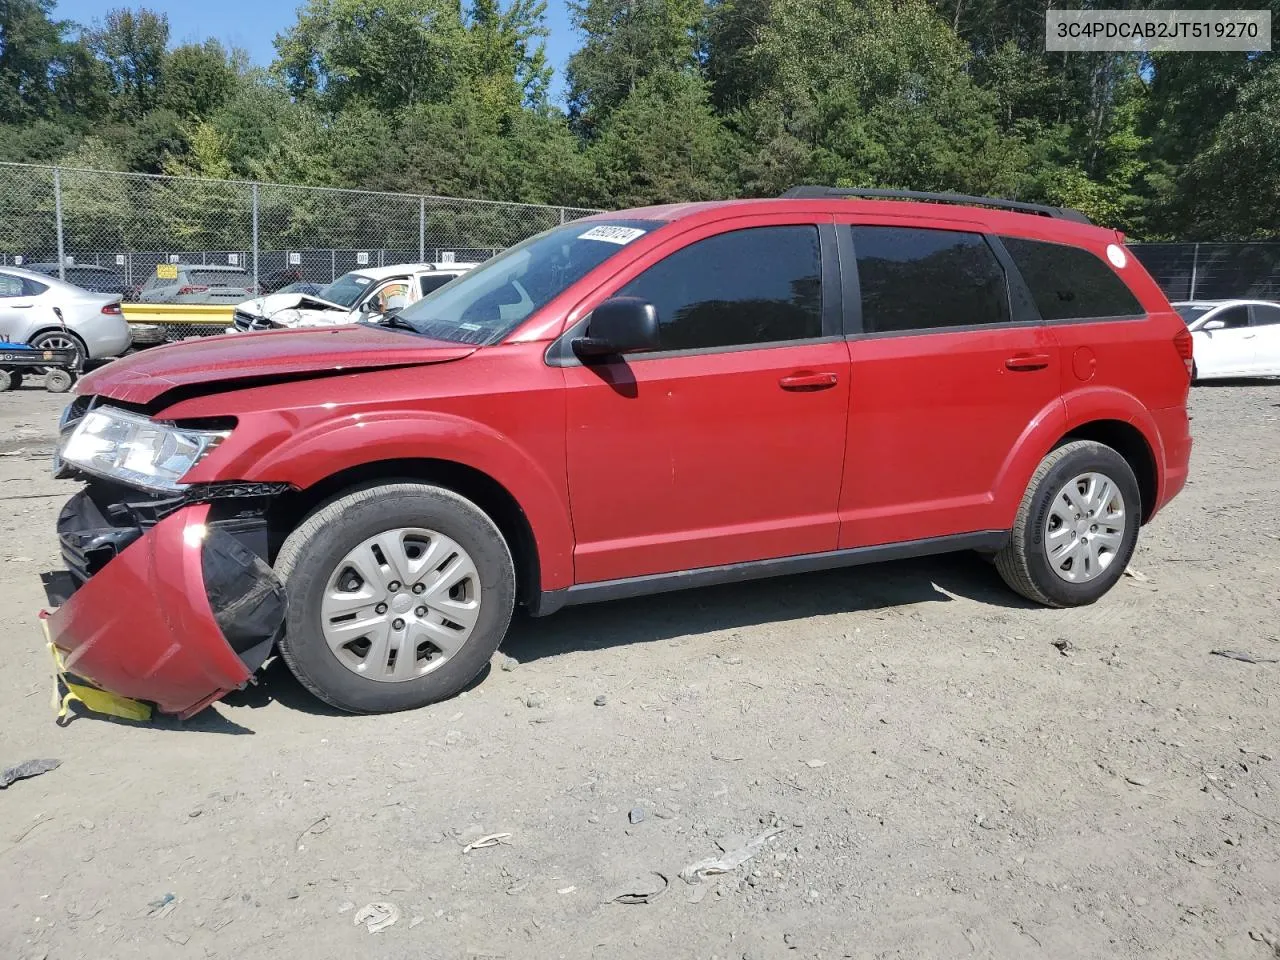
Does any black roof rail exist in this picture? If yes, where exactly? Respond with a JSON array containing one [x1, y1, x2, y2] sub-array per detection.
[[779, 186, 1092, 225]]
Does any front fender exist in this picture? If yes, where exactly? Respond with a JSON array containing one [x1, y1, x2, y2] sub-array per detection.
[[193, 409, 575, 591]]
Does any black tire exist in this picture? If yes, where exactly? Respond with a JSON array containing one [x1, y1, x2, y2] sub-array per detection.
[[274, 482, 516, 713], [994, 440, 1141, 608], [0, 370, 11, 392], [30, 330, 87, 371], [44, 368, 74, 393], [6, 370, 21, 389]]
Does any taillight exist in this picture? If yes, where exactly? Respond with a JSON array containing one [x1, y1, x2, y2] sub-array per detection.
[[177, 284, 210, 295], [1174, 326, 1194, 378], [101, 303, 122, 315]]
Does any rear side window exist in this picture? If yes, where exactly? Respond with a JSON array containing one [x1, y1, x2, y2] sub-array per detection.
[[1000, 237, 1143, 321], [618, 225, 823, 351], [23, 277, 48, 296], [1251, 304, 1280, 326], [851, 226, 1009, 333], [0, 273, 24, 297], [420, 274, 454, 296]]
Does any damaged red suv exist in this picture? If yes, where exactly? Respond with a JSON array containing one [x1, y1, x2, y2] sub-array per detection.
[[43, 188, 1193, 717]]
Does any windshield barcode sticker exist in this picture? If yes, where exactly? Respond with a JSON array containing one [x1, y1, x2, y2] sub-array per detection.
[[579, 225, 646, 245]]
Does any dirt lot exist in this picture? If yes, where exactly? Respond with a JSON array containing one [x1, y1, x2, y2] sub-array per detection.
[[1, 380, 1278, 960]]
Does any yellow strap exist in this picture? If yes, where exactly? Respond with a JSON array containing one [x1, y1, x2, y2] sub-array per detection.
[[43, 626, 153, 723]]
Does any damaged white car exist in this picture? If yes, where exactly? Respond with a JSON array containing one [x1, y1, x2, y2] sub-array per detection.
[[228, 262, 477, 333]]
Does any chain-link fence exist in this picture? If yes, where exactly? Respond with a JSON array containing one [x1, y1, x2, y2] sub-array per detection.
[[0, 162, 600, 307], [1129, 243, 1280, 302]]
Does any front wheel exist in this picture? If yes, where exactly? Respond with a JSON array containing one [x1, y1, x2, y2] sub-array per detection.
[[274, 483, 516, 713], [29, 330, 87, 371], [995, 440, 1140, 607]]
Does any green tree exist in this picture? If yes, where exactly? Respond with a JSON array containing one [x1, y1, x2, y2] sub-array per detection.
[[566, 0, 706, 135], [159, 40, 241, 120], [587, 70, 736, 206], [87, 7, 170, 119]]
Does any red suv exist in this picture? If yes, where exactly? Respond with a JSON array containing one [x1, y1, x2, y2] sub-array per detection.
[[43, 189, 1193, 717]]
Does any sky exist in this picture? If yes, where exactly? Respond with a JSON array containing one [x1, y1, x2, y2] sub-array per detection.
[[52, 0, 579, 101]]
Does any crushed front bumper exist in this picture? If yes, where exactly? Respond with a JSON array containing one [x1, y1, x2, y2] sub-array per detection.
[[42, 484, 287, 718]]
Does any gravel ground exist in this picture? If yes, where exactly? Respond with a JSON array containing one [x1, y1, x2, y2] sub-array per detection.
[[1, 380, 1278, 960]]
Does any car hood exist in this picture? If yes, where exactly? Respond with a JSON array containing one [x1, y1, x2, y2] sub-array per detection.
[[237, 291, 349, 316], [79, 325, 476, 405]]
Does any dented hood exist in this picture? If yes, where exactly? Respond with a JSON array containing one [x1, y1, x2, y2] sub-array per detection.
[[79, 325, 476, 405]]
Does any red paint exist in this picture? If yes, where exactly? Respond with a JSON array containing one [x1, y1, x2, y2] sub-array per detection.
[[44, 504, 251, 718], [59, 195, 1192, 713]]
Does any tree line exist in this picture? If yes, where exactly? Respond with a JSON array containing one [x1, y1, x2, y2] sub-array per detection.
[[1, 0, 1277, 241]]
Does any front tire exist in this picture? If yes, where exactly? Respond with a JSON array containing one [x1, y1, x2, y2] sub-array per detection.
[[995, 440, 1140, 607], [274, 483, 516, 713], [29, 330, 87, 371]]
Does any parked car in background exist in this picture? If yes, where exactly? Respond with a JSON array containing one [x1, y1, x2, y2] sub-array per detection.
[[45, 189, 1191, 718], [259, 267, 306, 294], [140, 264, 258, 304], [228, 262, 476, 332], [25, 263, 133, 300], [0, 266, 130, 366], [1173, 299, 1280, 379]]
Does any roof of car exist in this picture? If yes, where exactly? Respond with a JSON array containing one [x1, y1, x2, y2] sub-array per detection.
[[584, 195, 1120, 240], [171, 264, 252, 272], [25, 262, 117, 272], [1173, 299, 1277, 308], [348, 262, 478, 281]]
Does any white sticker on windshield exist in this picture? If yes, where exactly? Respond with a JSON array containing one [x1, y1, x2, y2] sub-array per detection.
[[578, 225, 646, 245]]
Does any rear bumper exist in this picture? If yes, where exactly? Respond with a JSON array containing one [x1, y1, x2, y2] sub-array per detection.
[[43, 488, 285, 718], [1151, 403, 1192, 517]]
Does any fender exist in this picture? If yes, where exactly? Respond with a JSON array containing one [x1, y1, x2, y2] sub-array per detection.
[[215, 409, 575, 591], [990, 386, 1164, 528]]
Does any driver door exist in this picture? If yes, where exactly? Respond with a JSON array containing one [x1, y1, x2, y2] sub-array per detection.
[[561, 218, 849, 584]]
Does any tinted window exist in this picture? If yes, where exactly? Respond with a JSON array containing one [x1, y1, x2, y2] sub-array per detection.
[[852, 227, 1008, 333], [1251, 303, 1280, 326], [1208, 305, 1249, 329], [1176, 305, 1211, 324], [22, 277, 48, 296], [420, 274, 454, 296], [0, 273, 24, 297], [617, 225, 822, 351], [190, 270, 252, 286], [1001, 236, 1143, 321]]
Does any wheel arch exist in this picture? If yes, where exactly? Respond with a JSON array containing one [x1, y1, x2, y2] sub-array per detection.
[[268, 457, 544, 612], [1058, 419, 1158, 523], [29, 326, 88, 350]]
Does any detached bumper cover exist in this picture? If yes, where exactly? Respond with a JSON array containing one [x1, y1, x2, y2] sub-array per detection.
[[44, 490, 285, 718]]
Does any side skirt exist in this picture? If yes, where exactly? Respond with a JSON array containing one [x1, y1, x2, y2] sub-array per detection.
[[530, 530, 1009, 617]]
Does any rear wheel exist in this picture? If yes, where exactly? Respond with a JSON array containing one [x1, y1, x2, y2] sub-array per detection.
[[274, 483, 516, 713], [29, 330, 87, 371], [0, 370, 12, 392], [44, 369, 74, 393], [995, 440, 1140, 607]]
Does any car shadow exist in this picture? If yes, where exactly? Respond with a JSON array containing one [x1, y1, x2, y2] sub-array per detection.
[[502, 552, 1036, 664]]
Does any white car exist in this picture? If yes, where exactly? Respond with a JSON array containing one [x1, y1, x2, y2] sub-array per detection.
[[228, 262, 477, 333], [1174, 299, 1280, 380]]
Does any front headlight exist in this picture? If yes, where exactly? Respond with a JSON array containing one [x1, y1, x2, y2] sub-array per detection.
[[58, 406, 230, 493]]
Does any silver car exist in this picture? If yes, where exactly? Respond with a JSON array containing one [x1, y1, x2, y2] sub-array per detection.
[[140, 264, 258, 304], [0, 266, 132, 366]]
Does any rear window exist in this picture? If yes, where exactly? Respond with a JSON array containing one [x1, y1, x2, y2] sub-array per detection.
[[852, 226, 1009, 333], [189, 270, 252, 286], [1000, 237, 1144, 321]]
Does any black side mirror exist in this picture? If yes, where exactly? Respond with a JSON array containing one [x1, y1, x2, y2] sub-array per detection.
[[573, 297, 660, 359]]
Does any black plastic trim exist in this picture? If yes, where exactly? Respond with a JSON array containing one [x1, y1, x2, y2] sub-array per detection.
[[780, 186, 1092, 224], [531, 530, 1009, 617]]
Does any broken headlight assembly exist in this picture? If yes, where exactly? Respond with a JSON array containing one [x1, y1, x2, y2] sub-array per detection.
[[58, 406, 231, 494]]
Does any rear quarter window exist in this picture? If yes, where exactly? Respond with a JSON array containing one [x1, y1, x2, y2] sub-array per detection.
[[1000, 237, 1144, 321]]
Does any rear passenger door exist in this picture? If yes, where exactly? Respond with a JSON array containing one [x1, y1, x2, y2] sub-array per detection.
[[1248, 303, 1280, 375], [836, 223, 1062, 547]]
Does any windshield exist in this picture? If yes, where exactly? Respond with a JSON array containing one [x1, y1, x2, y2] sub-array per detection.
[[1176, 305, 1213, 325], [392, 219, 658, 344], [318, 272, 376, 308]]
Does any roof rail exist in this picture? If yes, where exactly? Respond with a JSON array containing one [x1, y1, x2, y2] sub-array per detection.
[[779, 186, 1092, 225]]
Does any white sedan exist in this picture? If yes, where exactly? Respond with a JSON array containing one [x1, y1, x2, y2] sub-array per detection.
[[1175, 299, 1280, 380]]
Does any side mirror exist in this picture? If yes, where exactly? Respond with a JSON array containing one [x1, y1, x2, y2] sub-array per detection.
[[573, 297, 660, 359], [1201, 319, 1225, 331]]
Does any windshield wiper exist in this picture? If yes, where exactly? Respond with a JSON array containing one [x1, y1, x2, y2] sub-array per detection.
[[375, 314, 421, 333]]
